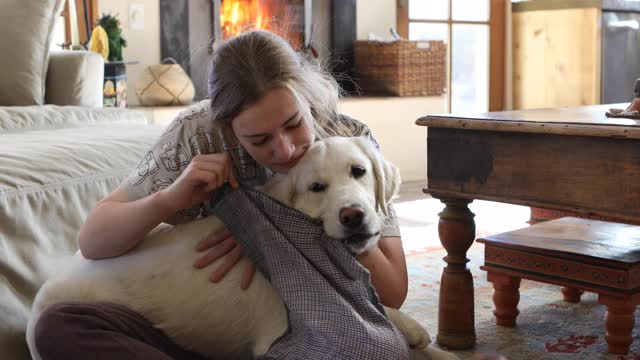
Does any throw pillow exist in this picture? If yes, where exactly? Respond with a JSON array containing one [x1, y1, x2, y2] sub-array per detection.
[[0, 0, 65, 105]]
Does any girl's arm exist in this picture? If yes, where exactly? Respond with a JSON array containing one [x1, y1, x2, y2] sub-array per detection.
[[357, 236, 408, 309], [78, 187, 176, 259], [78, 153, 238, 260]]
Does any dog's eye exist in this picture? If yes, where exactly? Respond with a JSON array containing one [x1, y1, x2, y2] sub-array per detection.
[[309, 182, 327, 193], [351, 166, 366, 179]]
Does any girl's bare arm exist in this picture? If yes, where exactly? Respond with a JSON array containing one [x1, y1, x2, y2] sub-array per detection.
[[357, 236, 408, 309]]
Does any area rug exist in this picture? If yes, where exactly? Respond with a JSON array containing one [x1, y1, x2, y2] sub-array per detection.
[[395, 195, 640, 360]]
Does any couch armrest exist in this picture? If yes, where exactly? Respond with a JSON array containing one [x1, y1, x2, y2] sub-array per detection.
[[45, 51, 104, 107]]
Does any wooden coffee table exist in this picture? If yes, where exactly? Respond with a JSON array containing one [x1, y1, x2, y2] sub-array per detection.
[[478, 217, 640, 355], [416, 104, 640, 349]]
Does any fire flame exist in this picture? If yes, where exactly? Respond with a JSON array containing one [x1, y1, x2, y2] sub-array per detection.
[[220, 0, 301, 49]]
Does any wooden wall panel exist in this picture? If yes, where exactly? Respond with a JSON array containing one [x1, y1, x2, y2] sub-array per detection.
[[396, 0, 408, 38], [489, 0, 506, 111], [512, 8, 601, 109]]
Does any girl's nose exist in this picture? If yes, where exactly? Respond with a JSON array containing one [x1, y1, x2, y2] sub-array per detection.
[[273, 134, 295, 161]]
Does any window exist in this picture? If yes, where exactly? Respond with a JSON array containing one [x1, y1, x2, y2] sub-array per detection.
[[397, 0, 506, 112], [52, 0, 100, 51], [50, 13, 68, 50]]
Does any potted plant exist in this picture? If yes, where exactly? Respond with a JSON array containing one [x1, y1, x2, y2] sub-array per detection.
[[98, 13, 127, 62], [94, 13, 130, 107]]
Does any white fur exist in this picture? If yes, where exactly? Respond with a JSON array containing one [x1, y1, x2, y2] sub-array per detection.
[[26, 137, 456, 360]]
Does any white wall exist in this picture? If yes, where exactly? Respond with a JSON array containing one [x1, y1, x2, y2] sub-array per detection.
[[338, 96, 445, 183], [356, 0, 396, 40]]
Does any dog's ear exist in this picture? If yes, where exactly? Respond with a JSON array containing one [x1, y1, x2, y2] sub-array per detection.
[[378, 156, 401, 215], [263, 173, 296, 207], [354, 137, 401, 216], [381, 158, 401, 209]]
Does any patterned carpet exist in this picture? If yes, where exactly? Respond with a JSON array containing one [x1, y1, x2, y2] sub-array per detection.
[[394, 194, 640, 360]]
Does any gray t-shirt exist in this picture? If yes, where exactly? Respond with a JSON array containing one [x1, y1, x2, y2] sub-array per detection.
[[121, 100, 401, 237]]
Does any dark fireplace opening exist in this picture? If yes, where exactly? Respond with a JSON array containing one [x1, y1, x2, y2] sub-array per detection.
[[159, 0, 357, 101]]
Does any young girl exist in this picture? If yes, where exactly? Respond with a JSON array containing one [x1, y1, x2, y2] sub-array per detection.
[[34, 29, 408, 359]]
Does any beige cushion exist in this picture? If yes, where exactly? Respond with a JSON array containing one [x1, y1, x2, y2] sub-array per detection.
[[0, 0, 65, 105], [46, 51, 105, 107]]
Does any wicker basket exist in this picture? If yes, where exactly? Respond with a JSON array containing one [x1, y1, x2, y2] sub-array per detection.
[[135, 58, 195, 106], [353, 40, 446, 97]]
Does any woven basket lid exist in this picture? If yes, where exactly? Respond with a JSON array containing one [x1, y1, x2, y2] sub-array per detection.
[[135, 58, 195, 106]]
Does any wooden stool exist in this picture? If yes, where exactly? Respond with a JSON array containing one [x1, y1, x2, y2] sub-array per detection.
[[477, 217, 640, 355]]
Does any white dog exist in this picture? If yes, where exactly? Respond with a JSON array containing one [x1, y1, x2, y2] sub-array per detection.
[[27, 136, 457, 360]]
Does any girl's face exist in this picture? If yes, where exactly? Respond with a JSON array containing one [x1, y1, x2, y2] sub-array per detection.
[[232, 87, 315, 173]]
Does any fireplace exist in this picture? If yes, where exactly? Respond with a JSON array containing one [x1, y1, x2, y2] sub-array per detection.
[[213, 0, 310, 51], [160, 0, 356, 101]]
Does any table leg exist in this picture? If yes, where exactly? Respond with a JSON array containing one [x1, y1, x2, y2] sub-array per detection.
[[435, 197, 476, 349], [487, 272, 521, 327], [599, 294, 637, 355], [561, 287, 584, 303]]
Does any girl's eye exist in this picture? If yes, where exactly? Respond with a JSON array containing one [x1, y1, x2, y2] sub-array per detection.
[[309, 182, 327, 193], [251, 137, 269, 146], [286, 119, 302, 130]]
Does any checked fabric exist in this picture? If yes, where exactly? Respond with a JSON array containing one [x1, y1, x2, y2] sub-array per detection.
[[211, 185, 409, 360]]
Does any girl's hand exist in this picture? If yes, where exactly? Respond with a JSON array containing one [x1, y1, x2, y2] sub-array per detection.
[[193, 227, 257, 290], [161, 153, 239, 212]]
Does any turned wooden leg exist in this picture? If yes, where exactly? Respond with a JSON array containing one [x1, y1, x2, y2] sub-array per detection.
[[435, 197, 476, 349], [598, 294, 637, 355], [487, 272, 521, 327], [561, 287, 584, 303]]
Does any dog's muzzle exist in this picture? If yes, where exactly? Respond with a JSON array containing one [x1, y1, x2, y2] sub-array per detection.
[[339, 205, 379, 252], [340, 206, 366, 231], [345, 231, 379, 244]]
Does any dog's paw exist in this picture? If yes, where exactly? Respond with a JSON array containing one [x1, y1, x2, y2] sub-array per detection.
[[418, 345, 461, 360], [384, 307, 431, 349]]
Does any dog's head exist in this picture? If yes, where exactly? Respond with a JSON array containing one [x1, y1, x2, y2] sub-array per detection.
[[265, 136, 401, 254]]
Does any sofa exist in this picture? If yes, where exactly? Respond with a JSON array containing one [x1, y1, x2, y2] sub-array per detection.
[[0, 1, 164, 358]]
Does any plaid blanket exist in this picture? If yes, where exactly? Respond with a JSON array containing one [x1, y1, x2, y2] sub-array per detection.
[[212, 185, 409, 360]]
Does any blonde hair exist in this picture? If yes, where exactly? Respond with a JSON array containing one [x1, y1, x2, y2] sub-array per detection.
[[207, 29, 348, 138]]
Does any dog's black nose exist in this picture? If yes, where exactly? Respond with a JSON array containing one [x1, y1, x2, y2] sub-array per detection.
[[340, 207, 364, 229]]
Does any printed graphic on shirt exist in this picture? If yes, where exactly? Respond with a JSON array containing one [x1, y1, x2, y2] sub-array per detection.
[[134, 151, 159, 185], [151, 179, 173, 193], [159, 141, 190, 172], [162, 102, 209, 136]]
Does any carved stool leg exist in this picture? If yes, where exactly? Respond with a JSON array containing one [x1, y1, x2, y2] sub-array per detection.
[[561, 287, 584, 303], [598, 294, 637, 355], [487, 272, 521, 327], [435, 197, 476, 349]]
